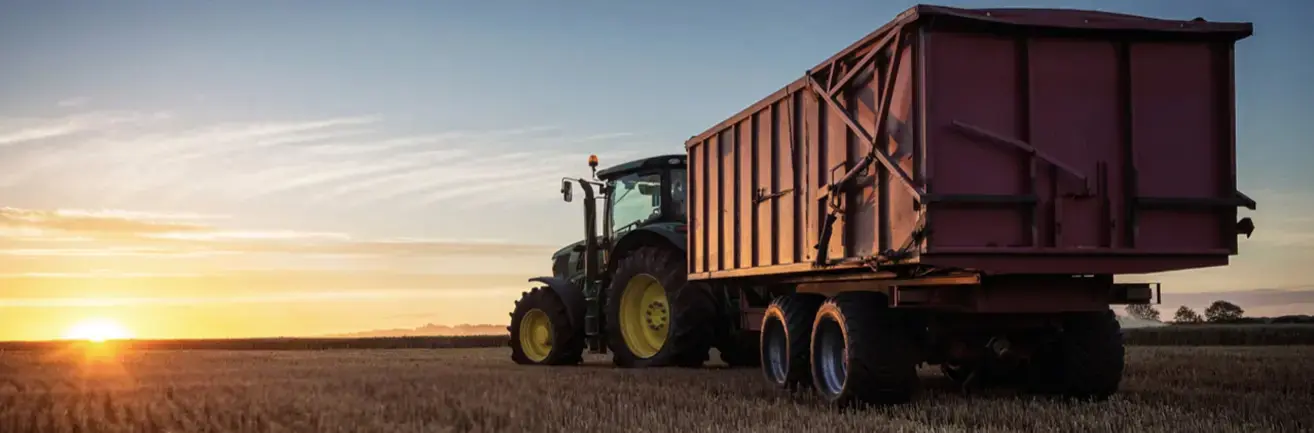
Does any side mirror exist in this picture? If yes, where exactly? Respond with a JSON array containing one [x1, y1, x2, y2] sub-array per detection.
[[561, 180, 573, 202]]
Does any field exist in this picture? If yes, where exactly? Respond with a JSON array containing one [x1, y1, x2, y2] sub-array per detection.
[[1, 342, 1311, 433], [1121, 324, 1314, 346], [2, 323, 1311, 353]]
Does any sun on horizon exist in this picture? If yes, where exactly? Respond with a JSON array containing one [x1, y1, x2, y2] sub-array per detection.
[[63, 317, 134, 342]]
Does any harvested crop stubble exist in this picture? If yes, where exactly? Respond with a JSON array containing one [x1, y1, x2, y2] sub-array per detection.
[[1122, 324, 1314, 346], [0, 346, 1310, 433]]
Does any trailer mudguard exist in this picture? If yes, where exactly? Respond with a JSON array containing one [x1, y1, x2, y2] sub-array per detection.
[[528, 276, 586, 330]]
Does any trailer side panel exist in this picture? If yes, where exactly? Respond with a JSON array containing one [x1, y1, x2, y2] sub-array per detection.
[[686, 5, 1253, 281]]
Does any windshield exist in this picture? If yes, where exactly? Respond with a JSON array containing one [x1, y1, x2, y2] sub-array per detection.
[[610, 172, 662, 234]]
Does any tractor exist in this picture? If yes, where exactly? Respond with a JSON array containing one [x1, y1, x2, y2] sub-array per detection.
[[507, 154, 757, 368]]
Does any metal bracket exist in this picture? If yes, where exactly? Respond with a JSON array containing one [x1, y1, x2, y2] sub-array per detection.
[[948, 120, 1092, 196], [798, 27, 925, 267], [806, 25, 920, 267], [805, 27, 923, 203], [753, 187, 794, 204]]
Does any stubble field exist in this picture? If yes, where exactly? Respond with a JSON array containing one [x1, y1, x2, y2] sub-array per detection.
[[1, 344, 1311, 433]]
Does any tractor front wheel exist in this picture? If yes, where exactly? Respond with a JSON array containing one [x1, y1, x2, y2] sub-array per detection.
[[605, 246, 715, 368], [508, 286, 584, 365]]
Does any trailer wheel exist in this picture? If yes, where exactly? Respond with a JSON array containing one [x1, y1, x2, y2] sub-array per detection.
[[1019, 310, 1124, 398], [810, 292, 918, 407], [605, 246, 715, 368], [508, 286, 584, 365], [1024, 310, 1125, 400], [760, 294, 825, 390]]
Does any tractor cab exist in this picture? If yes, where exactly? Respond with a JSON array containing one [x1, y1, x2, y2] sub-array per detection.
[[551, 154, 687, 283], [588, 154, 687, 245]]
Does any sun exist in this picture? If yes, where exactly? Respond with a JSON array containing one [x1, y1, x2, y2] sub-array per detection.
[[63, 317, 133, 342]]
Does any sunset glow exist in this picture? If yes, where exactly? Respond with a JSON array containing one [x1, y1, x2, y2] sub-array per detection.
[[0, 1, 1308, 342], [63, 317, 133, 342]]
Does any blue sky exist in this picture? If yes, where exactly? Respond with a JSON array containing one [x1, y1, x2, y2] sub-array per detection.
[[0, 0, 1311, 338]]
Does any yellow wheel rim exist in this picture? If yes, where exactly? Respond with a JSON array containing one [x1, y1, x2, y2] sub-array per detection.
[[619, 274, 668, 358], [519, 308, 553, 362]]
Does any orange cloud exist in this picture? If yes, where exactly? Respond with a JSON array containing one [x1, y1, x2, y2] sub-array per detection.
[[0, 206, 557, 258], [0, 207, 210, 235]]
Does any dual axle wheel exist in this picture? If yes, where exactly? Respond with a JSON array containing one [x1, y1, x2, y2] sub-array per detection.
[[760, 293, 1126, 407], [760, 292, 916, 407]]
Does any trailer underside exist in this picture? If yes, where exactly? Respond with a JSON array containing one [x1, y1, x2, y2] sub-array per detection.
[[726, 269, 1158, 332], [718, 269, 1153, 405]]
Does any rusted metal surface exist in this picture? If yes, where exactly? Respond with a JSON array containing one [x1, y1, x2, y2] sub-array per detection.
[[686, 4, 1253, 281]]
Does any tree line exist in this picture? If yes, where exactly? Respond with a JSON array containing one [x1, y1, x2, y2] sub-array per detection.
[[1125, 301, 1314, 325], [1125, 301, 1244, 323]]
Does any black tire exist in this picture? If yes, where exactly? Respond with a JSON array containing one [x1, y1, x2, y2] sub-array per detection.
[[760, 293, 825, 390], [1024, 310, 1125, 400], [717, 331, 761, 368], [508, 286, 585, 365], [605, 246, 716, 368], [810, 292, 919, 407]]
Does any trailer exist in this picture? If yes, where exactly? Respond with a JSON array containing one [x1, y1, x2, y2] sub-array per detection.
[[509, 4, 1256, 408]]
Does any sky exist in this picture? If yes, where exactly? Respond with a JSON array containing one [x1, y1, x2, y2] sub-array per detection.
[[1, 0, 1312, 340]]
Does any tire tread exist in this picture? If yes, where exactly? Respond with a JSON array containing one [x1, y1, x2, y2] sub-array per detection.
[[509, 286, 585, 365]]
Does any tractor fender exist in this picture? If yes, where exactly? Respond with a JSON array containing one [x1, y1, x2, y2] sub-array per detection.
[[608, 225, 687, 274], [528, 276, 586, 330]]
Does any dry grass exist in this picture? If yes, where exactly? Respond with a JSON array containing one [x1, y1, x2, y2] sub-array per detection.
[[1122, 324, 1314, 346], [1, 345, 1310, 433], [2, 324, 1307, 355]]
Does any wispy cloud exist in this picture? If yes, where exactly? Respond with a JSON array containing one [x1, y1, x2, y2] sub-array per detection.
[[0, 269, 537, 302], [0, 110, 646, 209], [0, 206, 556, 258], [0, 207, 210, 235], [0, 271, 204, 279], [0, 287, 525, 308], [579, 132, 636, 141], [56, 97, 90, 109], [0, 111, 171, 147]]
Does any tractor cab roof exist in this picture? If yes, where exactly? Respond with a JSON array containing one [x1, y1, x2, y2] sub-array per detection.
[[596, 154, 686, 181]]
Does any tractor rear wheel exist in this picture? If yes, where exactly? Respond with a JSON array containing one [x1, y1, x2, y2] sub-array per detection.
[[760, 293, 825, 391], [508, 286, 584, 365], [810, 292, 919, 407], [1024, 310, 1125, 400], [605, 246, 716, 368]]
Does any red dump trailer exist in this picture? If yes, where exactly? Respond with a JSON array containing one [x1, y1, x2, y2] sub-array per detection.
[[685, 5, 1255, 406]]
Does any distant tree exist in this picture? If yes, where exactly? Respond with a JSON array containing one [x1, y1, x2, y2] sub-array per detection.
[[1173, 305, 1204, 324], [1125, 304, 1161, 321], [1204, 300, 1245, 323]]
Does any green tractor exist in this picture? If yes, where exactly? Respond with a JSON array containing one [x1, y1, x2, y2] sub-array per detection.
[[508, 154, 758, 368]]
